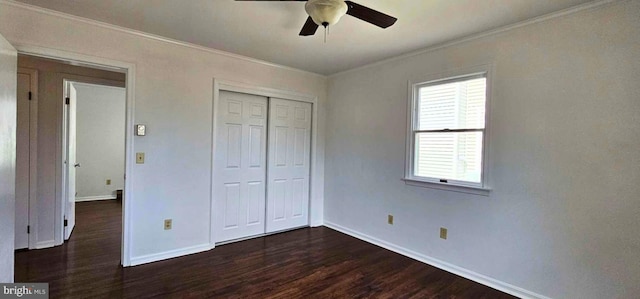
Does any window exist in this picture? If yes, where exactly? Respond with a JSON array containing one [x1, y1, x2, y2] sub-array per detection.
[[406, 73, 489, 192]]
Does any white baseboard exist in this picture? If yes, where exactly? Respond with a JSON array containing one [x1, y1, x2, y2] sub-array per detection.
[[129, 243, 212, 266], [75, 195, 116, 202], [64, 223, 75, 241], [310, 220, 324, 227], [34, 240, 56, 249], [323, 221, 551, 299]]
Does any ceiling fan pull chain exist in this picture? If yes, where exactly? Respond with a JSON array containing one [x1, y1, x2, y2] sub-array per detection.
[[324, 26, 327, 43]]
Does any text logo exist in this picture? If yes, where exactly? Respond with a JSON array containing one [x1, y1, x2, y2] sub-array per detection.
[[0, 284, 48, 299]]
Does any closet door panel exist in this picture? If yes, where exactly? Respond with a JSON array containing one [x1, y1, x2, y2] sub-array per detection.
[[266, 98, 311, 233], [213, 91, 267, 243]]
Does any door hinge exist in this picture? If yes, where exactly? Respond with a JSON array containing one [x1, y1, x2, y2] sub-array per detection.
[[64, 219, 68, 227], [27, 225, 30, 234], [65, 97, 70, 105], [28, 91, 32, 100]]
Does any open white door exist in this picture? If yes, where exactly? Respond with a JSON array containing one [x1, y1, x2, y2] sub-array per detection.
[[266, 98, 312, 233], [64, 83, 77, 240], [0, 32, 17, 282], [213, 91, 268, 243]]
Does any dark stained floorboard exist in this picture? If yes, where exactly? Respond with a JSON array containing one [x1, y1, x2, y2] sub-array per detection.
[[15, 200, 516, 298]]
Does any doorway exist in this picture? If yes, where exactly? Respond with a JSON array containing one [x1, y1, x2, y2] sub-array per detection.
[[13, 52, 134, 266], [62, 81, 126, 240]]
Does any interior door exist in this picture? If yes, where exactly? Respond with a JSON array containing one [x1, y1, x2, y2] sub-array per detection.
[[266, 98, 312, 233], [213, 91, 268, 243], [15, 70, 30, 249], [64, 83, 77, 240]]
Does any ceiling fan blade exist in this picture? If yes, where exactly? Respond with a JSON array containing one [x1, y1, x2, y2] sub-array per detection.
[[344, 1, 397, 28], [299, 16, 319, 36]]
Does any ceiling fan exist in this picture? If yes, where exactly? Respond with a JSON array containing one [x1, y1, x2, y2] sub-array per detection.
[[235, 0, 397, 36]]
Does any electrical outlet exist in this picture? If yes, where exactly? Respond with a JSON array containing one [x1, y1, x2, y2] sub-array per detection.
[[136, 152, 145, 164], [164, 219, 172, 230], [440, 227, 448, 240], [388, 214, 394, 225], [106, 179, 111, 185]]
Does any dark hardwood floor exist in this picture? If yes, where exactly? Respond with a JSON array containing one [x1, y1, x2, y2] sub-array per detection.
[[16, 201, 515, 298]]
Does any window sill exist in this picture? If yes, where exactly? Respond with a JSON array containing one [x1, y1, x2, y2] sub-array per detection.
[[402, 178, 491, 196]]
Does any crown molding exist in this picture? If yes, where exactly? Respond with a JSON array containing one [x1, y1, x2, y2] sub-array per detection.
[[329, 0, 620, 78], [0, 0, 326, 79]]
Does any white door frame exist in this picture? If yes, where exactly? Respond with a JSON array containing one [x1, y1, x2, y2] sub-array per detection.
[[211, 79, 318, 248], [15, 44, 136, 266]]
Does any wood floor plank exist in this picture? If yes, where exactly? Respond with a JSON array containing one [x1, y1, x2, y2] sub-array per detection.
[[15, 200, 516, 298]]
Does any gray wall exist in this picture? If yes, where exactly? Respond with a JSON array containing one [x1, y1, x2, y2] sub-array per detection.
[[74, 83, 126, 200], [325, 1, 640, 298]]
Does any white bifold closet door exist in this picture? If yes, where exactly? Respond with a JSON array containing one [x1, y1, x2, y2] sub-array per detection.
[[213, 91, 268, 243], [266, 98, 311, 233]]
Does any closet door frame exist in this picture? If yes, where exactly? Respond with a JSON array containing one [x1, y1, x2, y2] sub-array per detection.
[[211, 79, 318, 248]]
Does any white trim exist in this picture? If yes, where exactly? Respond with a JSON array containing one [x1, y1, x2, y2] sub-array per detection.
[[66, 222, 75, 241], [15, 45, 136, 267], [215, 225, 308, 246], [210, 80, 220, 249], [405, 65, 494, 194], [34, 240, 55, 250], [129, 243, 212, 267], [75, 195, 116, 202], [211, 79, 319, 247], [69, 81, 126, 91], [217, 79, 317, 103], [402, 179, 491, 196], [0, 0, 324, 79], [123, 63, 135, 267], [330, 0, 618, 78], [310, 220, 323, 228], [324, 221, 552, 299]]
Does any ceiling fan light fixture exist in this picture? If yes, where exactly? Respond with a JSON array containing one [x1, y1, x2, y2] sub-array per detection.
[[305, 0, 348, 27]]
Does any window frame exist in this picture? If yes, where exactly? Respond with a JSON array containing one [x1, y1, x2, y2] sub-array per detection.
[[404, 69, 492, 195]]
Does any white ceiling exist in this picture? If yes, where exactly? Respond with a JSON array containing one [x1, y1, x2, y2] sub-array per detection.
[[15, 0, 595, 75]]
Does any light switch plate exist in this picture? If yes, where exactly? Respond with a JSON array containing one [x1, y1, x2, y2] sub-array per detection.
[[135, 124, 146, 136]]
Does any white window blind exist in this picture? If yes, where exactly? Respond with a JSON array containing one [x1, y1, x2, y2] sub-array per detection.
[[412, 75, 487, 186]]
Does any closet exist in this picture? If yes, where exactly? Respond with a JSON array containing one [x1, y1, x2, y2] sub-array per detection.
[[213, 90, 312, 243]]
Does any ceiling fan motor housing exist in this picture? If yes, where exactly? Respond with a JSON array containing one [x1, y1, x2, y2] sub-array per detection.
[[305, 0, 348, 27]]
